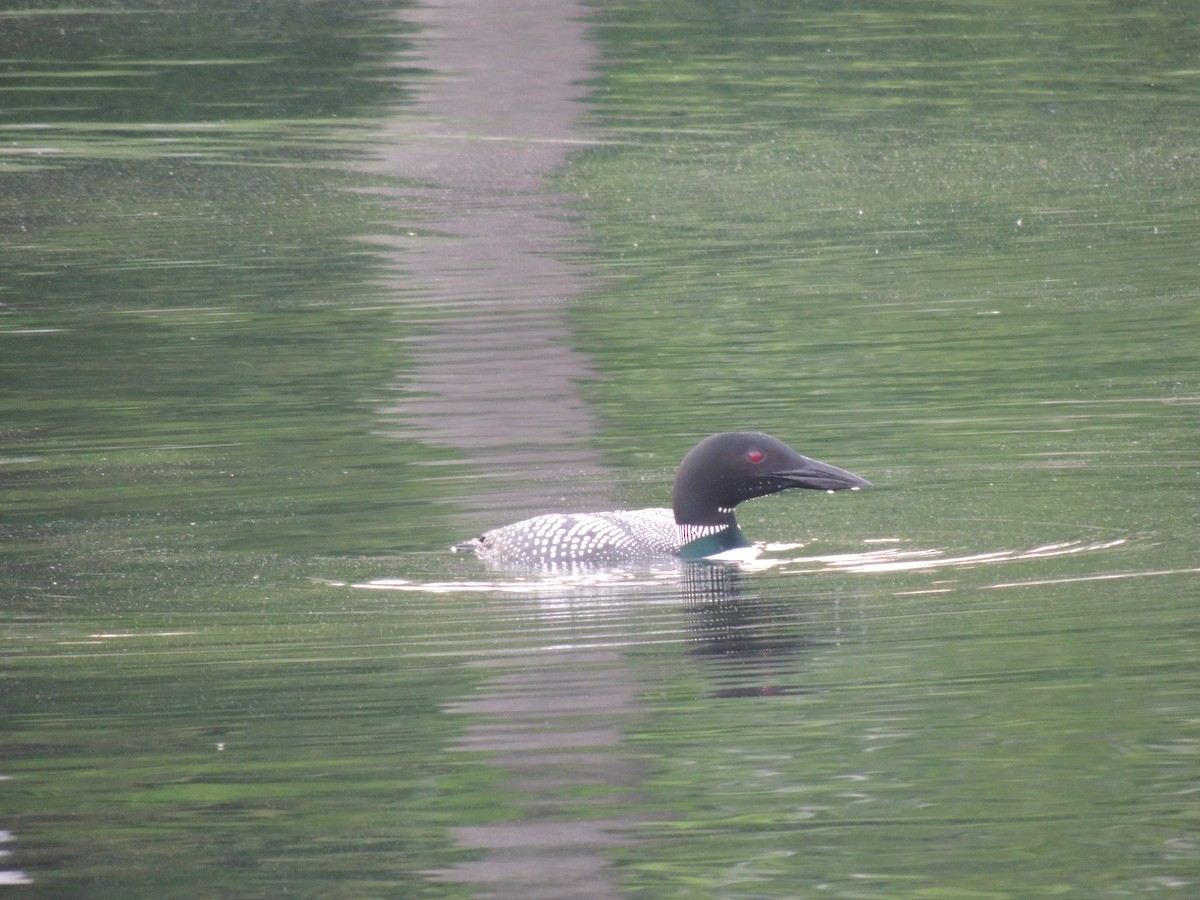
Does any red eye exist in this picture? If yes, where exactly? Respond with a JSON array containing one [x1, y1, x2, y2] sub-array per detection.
[[747, 448, 764, 464]]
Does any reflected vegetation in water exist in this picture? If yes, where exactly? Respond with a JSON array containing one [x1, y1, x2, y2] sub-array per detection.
[[2, 0, 1199, 897]]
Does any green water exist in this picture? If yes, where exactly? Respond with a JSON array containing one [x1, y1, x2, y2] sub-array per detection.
[[2, 0, 1198, 897]]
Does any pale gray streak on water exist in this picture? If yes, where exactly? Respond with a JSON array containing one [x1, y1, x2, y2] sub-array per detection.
[[373, 561, 759, 898], [428, 651, 645, 899], [360, 1, 639, 889], [367, 0, 612, 525]]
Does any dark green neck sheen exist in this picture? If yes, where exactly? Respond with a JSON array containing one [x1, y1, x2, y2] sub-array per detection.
[[678, 525, 750, 560]]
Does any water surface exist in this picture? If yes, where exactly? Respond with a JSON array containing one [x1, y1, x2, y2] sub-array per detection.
[[2, 0, 1198, 897]]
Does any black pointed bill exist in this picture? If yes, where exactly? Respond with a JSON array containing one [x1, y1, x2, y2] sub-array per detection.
[[775, 456, 872, 492]]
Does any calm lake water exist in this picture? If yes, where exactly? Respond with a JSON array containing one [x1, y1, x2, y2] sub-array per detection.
[[3, 0, 1198, 897]]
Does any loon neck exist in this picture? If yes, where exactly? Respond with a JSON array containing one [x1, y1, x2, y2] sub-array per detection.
[[677, 522, 751, 560]]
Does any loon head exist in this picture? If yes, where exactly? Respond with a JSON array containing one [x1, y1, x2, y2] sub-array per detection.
[[671, 431, 871, 529]]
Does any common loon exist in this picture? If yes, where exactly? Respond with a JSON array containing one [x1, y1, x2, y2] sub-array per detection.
[[452, 431, 870, 566]]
